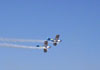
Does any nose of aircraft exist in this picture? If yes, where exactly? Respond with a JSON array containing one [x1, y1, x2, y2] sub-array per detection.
[[60, 40, 62, 42], [49, 46, 51, 48], [47, 46, 51, 48]]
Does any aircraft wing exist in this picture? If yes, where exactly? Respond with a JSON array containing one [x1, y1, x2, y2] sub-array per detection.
[[44, 41, 48, 48], [55, 35, 60, 40]]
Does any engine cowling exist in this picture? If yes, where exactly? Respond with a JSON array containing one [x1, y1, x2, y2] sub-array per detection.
[[36, 45, 40, 47]]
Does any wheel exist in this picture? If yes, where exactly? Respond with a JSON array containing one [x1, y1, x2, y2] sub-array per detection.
[[44, 49, 47, 53]]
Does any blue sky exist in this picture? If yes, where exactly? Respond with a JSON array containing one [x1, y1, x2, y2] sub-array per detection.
[[0, 0, 100, 70]]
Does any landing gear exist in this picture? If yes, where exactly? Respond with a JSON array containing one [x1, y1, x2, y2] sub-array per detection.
[[53, 43, 57, 46], [44, 48, 47, 53]]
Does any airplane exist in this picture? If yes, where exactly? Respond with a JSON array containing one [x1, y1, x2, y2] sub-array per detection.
[[36, 41, 51, 53], [47, 35, 62, 46]]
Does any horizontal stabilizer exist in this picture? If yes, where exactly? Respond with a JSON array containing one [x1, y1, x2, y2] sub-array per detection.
[[47, 38, 54, 41], [47, 38, 51, 41]]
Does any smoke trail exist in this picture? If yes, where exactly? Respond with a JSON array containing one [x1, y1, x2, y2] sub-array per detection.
[[0, 38, 45, 43], [0, 43, 44, 49]]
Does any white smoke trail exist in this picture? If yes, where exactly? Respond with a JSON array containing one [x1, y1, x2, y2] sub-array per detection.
[[0, 43, 44, 50], [0, 38, 45, 43]]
